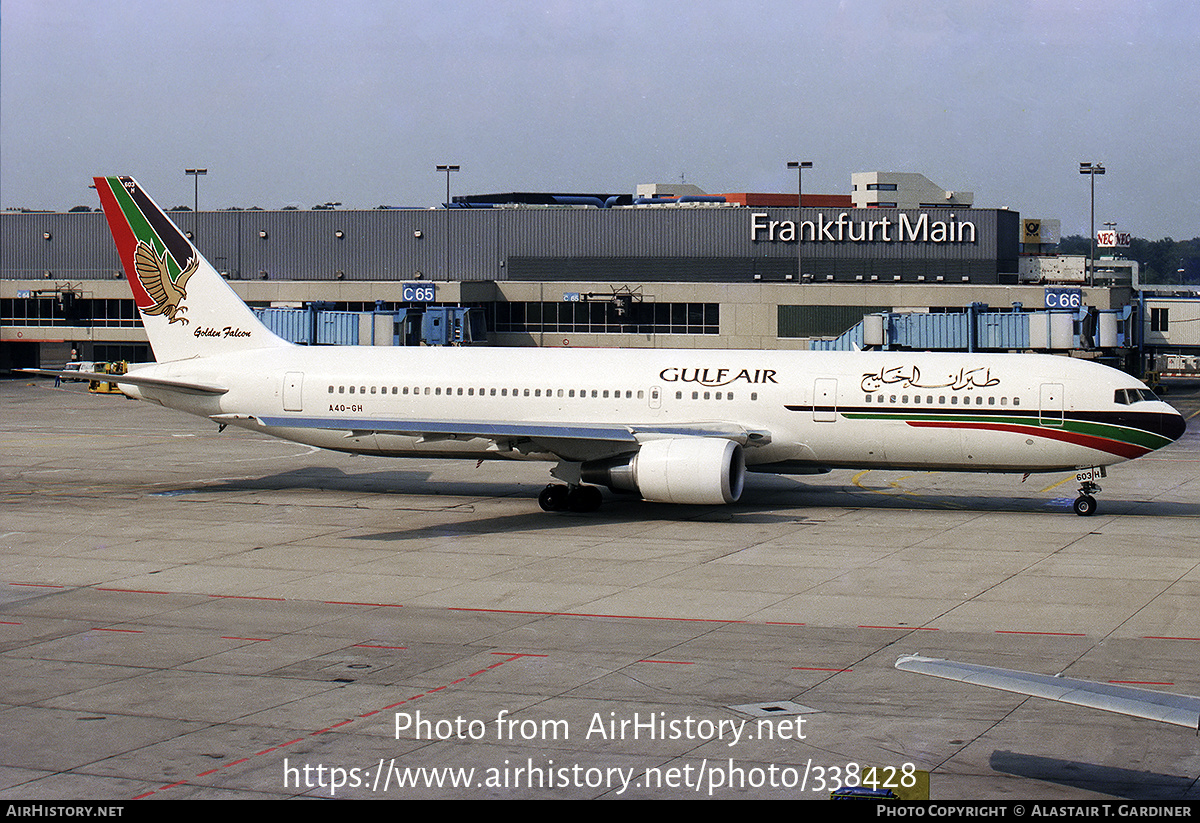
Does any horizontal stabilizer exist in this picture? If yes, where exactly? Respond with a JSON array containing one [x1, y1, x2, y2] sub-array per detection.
[[896, 654, 1200, 730], [19, 369, 228, 396]]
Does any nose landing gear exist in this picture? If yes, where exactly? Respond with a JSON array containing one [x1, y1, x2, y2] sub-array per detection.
[[1072, 467, 1105, 516], [1072, 487, 1098, 516]]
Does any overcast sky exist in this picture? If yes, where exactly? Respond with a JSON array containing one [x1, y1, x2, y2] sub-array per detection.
[[2, 0, 1197, 238]]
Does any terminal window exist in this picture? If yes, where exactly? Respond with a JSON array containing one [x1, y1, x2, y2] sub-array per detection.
[[493, 301, 718, 336], [1151, 308, 1169, 332]]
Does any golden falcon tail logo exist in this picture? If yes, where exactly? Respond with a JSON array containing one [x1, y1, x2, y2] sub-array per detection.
[[133, 240, 199, 325]]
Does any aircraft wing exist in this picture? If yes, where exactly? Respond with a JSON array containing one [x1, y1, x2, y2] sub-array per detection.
[[895, 654, 1200, 730], [19, 368, 228, 396], [256, 415, 768, 460]]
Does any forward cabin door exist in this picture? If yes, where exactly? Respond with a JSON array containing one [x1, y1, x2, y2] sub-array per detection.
[[283, 371, 304, 412], [1039, 383, 1063, 427]]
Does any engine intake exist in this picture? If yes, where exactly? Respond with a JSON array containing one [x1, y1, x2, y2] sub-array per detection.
[[581, 438, 745, 505]]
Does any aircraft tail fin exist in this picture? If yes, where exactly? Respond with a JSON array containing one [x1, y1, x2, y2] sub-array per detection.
[[93, 176, 289, 362]]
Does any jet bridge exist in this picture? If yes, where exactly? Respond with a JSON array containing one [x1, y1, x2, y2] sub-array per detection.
[[811, 303, 1130, 354], [253, 304, 486, 346]]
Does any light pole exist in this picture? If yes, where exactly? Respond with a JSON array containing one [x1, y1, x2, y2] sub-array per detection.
[[1079, 162, 1105, 287], [435, 164, 460, 206], [787, 161, 812, 280], [435, 165, 460, 278], [185, 168, 207, 239]]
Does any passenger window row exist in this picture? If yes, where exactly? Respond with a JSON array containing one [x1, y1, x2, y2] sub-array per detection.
[[328, 385, 650, 400], [325, 384, 762, 403], [864, 394, 1020, 407], [673, 390, 760, 401]]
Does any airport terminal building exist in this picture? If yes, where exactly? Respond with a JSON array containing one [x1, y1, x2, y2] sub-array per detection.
[[0, 173, 1142, 370]]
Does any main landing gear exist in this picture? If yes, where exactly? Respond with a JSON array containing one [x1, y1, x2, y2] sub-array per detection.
[[1072, 467, 1105, 517], [538, 483, 603, 513]]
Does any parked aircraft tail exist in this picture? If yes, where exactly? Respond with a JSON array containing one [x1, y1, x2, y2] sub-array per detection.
[[93, 176, 288, 362]]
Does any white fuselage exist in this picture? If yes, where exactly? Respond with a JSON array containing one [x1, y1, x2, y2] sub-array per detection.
[[122, 345, 1181, 475]]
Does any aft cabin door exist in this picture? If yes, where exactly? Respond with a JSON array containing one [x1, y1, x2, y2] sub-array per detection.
[[283, 372, 304, 412], [813, 378, 837, 422]]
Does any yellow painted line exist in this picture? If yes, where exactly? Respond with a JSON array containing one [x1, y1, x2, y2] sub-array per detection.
[[854, 470, 933, 499], [1187, 408, 1200, 421], [888, 476, 921, 496], [1038, 475, 1075, 494], [852, 469, 901, 497]]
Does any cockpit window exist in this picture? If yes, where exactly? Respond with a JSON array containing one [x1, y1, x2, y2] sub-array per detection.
[[1115, 388, 1161, 405]]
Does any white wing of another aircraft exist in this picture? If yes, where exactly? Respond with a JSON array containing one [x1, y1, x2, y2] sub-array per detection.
[[895, 654, 1200, 730]]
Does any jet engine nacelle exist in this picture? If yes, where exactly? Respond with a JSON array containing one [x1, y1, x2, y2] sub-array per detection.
[[581, 437, 745, 505]]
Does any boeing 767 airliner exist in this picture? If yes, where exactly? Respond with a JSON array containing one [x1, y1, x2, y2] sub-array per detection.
[[25, 177, 1186, 515]]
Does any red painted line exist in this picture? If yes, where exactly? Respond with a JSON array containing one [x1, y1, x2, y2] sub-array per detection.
[[793, 666, 852, 672], [448, 606, 746, 624], [95, 588, 173, 594], [491, 651, 548, 657], [1143, 635, 1200, 641], [313, 720, 354, 733], [639, 659, 694, 665], [355, 644, 407, 650], [995, 630, 1086, 636], [131, 792, 155, 800], [0, 621, 22, 625], [323, 600, 403, 607], [220, 636, 270, 641], [447, 606, 557, 616], [129, 630, 534, 799], [159, 781, 187, 790], [91, 627, 143, 633], [859, 625, 938, 631]]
